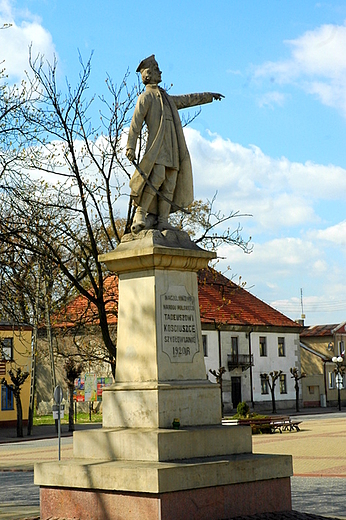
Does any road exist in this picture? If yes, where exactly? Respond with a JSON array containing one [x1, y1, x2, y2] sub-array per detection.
[[0, 436, 73, 471], [0, 436, 73, 519], [0, 471, 39, 520]]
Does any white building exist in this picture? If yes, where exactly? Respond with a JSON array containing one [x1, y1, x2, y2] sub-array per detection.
[[198, 269, 302, 413]]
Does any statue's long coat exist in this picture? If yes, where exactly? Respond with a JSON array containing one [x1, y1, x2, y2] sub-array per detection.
[[127, 85, 215, 214]]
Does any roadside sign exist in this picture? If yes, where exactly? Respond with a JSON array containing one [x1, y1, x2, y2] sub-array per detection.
[[52, 404, 65, 419], [53, 385, 63, 461], [336, 374, 344, 389]]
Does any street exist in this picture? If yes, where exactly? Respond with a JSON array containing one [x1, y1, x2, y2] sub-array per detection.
[[0, 471, 39, 520], [0, 436, 73, 471], [0, 436, 73, 519]]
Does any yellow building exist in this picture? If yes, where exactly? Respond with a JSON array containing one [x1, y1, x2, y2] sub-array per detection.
[[300, 323, 346, 408], [0, 323, 32, 427]]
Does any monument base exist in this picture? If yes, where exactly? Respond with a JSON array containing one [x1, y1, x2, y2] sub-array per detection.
[[40, 477, 291, 520], [36, 425, 292, 520], [36, 234, 293, 519]]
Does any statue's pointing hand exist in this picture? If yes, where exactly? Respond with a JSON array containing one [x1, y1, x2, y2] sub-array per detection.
[[212, 93, 224, 101]]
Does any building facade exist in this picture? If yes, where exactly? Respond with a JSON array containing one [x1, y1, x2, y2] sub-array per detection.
[[0, 323, 32, 427], [300, 323, 346, 408], [198, 269, 302, 413]]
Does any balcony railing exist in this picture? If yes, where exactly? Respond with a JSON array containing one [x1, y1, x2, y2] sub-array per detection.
[[227, 353, 253, 372]]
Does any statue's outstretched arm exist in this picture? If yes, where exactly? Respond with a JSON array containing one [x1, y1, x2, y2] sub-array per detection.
[[171, 92, 224, 110]]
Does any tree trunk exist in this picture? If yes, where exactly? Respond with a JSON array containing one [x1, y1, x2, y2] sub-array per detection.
[[28, 261, 40, 436], [295, 381, 299, 412], [97, 298, 116, 378], [271, 387, 276, 414], [68, 385, 74, 432], [15, 394, 23, 437]]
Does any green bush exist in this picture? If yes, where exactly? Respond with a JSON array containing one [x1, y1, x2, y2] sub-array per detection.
[[236, 401, 250, 418]]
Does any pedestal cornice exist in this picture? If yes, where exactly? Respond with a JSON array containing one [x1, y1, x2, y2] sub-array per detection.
[[98, 229, 216, 274]]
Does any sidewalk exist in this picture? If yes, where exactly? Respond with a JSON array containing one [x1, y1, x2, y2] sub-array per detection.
[[252, 413, 346, 477], [0, 421, 102, 444]]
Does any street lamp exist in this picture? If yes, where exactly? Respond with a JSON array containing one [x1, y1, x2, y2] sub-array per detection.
[[332, 356, 345, 411]]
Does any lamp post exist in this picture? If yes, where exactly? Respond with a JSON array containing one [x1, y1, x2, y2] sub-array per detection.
[[332, 356, 344, 411]]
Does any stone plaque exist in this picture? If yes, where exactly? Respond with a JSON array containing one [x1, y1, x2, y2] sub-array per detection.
[[161, 285, 199, 363]]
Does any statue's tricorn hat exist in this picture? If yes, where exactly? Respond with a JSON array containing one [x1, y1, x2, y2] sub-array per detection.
[[136, 54, 157, 73]]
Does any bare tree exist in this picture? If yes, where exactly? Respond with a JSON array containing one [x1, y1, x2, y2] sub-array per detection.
[[170, 195, 252, 253], [290, 367, 306, 413], [209, 366, 226, 417], [1, 367, 29, 437], [64, 358, 83, 432], [260, 371, 282, 414], [0, 51, 251, 381]]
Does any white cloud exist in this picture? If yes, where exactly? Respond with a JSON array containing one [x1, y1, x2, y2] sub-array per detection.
[[0, 0, 56, 81], [219, 237, 322, 271], [312, 220, 346, 246], [185, 128, 346, 233], [254, 21, 346, 116]]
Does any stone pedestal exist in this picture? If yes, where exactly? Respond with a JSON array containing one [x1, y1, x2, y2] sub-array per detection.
[[35, 230, 293, 520]]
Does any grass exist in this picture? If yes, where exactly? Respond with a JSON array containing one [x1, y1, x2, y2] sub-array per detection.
[[33, 411, 102, 426]]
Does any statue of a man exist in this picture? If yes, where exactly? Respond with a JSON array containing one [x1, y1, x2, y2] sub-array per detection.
[[126, 55, 223, 234]]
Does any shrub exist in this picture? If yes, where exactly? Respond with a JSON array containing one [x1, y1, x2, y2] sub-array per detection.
[[237, 401, 250, 418]]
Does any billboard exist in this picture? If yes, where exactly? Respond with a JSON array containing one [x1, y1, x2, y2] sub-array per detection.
[[74, 375, 113, 402]]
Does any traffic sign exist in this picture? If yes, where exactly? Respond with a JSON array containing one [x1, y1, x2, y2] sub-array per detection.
[[54, 385, 63, 404]]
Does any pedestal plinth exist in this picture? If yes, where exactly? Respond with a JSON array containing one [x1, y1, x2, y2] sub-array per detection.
[[35, 230, 293, 520]]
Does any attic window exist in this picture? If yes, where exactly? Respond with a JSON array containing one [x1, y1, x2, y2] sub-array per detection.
[[1, 338, 13, 361]]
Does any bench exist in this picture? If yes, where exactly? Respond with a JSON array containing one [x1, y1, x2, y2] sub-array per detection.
[[270, 416, 302, 433], [237, 415, 302, 434]]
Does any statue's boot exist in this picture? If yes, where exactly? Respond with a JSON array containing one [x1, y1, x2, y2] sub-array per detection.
[[131, 208, 147, 234], [157, 199, 177, 231], [131, 188, 156, 234]]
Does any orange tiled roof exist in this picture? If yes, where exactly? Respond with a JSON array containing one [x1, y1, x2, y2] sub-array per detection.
[[52, 268, 298, 330], [52, 275, 118, 328], [198, 268, 299, 328], [300, 324, 339, 338]]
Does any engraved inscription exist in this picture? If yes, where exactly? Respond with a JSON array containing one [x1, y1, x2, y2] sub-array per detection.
[[161, 286, 199, 363]]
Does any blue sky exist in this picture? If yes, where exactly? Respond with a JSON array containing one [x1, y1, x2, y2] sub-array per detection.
[[2, 0, 346, 325]]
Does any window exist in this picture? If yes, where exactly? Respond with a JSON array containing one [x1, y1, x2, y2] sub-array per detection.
[[308, 386, 315, 395], [260, 376, 269, 394], [338, 340, 345, 356], [278, 337, 285, 357], [259, 337, 267, 357], [202, 335, 208, 357], [1, 385, 14, 411], [0, 338, 13, 361], [279, 374, 287, 394], [329, 372, 335, 389], [231, 337, 238, 360]]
